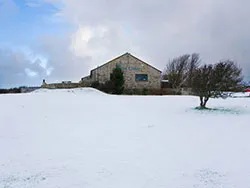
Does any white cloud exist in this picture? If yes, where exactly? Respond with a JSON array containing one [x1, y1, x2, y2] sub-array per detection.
[[69, 24, 141, 69], [0, 48, 48, 88], [31, 34, 91, 82], [41, 0, 250, 79]]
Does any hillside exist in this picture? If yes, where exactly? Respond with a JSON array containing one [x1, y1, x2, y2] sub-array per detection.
[[0, 88, 250, 188]]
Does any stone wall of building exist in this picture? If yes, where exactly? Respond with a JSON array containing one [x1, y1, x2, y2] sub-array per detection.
[[41, 77, 92, 89], [41, 82, 91, 89], [91, 53, 161, 89], [41, 83, 81, 89]]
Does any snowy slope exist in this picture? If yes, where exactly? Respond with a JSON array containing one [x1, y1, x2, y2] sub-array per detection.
[[32, 87, 107, 95], [0, 88, 250, 188]]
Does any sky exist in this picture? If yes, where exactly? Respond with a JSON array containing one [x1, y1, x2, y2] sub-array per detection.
[[0, 0, 250, 88]]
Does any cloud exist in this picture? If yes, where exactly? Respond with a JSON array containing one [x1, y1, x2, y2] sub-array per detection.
[[0, 32, 91, 88], [0, 48, 47, 88], [31, 34, 91, 83], [0, 34, 91, 88], [43, 0, 250, 78], [69, 24, 141, 67]]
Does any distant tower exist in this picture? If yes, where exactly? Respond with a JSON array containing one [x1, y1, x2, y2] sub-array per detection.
[[42, 79, 47, 87]]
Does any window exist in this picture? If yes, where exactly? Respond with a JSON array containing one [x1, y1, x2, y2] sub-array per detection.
[[135, 74, 148, 81]]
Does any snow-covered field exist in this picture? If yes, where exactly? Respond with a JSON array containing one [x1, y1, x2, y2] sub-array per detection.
[[0, 88, 250, 188], [230, 92, 250, 98]]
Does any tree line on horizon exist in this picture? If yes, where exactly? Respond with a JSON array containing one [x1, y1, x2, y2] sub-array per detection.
[[0, 87, 22, 94]]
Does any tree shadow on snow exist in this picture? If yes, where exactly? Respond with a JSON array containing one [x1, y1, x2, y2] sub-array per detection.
[[191, 106, 249, 115]]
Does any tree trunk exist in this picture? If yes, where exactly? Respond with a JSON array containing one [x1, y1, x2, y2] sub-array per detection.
[[204, 97, 209, 108], [200, 96, 209, 109], [200, 96, 204, 107]]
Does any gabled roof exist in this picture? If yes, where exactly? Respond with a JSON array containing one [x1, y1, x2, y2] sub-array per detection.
[[128, 53, 162, 73], [91, 52, 162, 73]]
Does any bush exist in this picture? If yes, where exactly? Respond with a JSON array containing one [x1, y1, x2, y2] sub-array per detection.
[[91, 81, 101, 89], [142, 88, 149, 95], [91, 80, 116, 94], [110, 64, 125, 94]]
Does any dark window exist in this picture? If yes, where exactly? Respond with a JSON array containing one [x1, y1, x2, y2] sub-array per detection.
[[135, 74, 148, 81]]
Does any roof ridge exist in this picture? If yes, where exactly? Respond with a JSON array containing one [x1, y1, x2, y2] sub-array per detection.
[[91, 52, 161, 73]]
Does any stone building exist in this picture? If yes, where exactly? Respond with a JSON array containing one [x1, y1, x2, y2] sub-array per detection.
[[81, 53, 162, 90]]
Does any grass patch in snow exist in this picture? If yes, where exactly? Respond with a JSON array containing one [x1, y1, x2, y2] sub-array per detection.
[[0, 173, 46, 188], [191, 106, 249, 115], [194, 169, 228, 188]]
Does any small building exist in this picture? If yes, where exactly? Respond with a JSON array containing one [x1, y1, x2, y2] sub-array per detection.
[[82, 53, 162, 90]]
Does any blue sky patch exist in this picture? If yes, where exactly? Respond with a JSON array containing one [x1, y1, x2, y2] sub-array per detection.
[[0, 0, 71, 46]]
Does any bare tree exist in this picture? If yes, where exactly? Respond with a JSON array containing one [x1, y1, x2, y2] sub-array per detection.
[[163, 53, 201, 89], [186, 53, 201, 87], [191, 60, 243, 108], [163, 54, 190, 89]]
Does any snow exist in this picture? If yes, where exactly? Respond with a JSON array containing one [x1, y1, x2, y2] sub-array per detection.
[[0, 88, 250, 188], [32, 87, 106, 96], [230, 92, 250, 98]]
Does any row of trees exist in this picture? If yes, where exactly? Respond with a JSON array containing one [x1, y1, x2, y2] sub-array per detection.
[[163, 53, 243, 108], [0, 88, 21, 94]]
